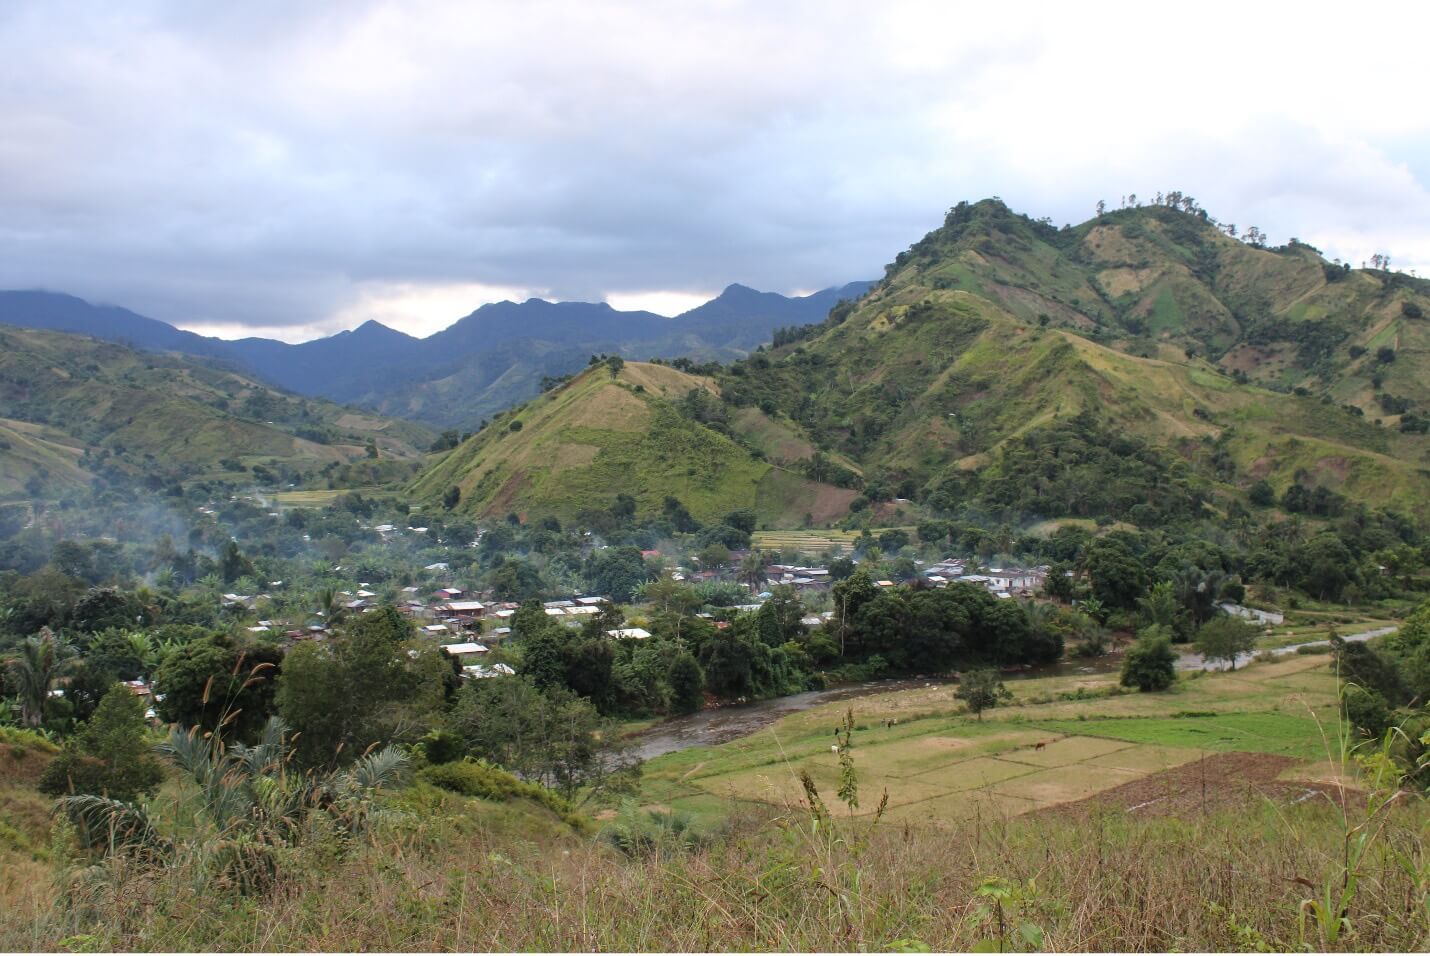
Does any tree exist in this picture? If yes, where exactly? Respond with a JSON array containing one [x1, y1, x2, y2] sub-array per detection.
[[1193, 616, 1257, 671], [219, 540, 254, 585], [1083, 538, 1147, 610], [153, 636, 281, 742], [584, 546, 652, 602], [443, 486, 461, 510], [1120, 626, 1178, 692], [738, 551, 768, 592], [955, 668, 1010, 721], [1137, 580, 1189, 640], [487, 556, 544, 601], [696, 541, 730, 569], [451, 678, 635, 798], [668, 652, 704, 714], [723, 509, 756, 534], [39, 684, 164, 802], [1171, 566, 1228, 627], [276, 609, 441, 766], [4, 627, 73, 727], [831, 568, 879, 656], [1248, 479, 1275, 507], [604, 355, 625, 378]]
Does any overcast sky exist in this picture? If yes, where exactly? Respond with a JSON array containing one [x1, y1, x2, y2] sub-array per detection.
[[3, 1, 1430, 342]]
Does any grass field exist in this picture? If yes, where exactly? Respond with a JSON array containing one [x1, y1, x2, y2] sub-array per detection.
[[271, 488, 358, 507], [636, 652, 1352, 827], [751, 529, 861, 555]]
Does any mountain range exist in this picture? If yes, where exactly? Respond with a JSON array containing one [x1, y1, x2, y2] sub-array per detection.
[[416, 199, 1430, 526], [0, 325, 434, 500], [0, 282, 872, 430]]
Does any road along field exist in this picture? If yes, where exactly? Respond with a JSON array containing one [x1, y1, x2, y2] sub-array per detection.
[[637, 651, 1358, 827]]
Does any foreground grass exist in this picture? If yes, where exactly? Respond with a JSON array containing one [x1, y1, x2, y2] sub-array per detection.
[[5, 654, 1426, 951], [4, 789, 1427, 952]]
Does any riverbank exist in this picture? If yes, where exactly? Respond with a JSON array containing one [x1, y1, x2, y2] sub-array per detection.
[[631, 624, 1397, 760]]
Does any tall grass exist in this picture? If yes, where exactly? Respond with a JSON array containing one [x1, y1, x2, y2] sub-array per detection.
[[6, 796, 1428, 952]]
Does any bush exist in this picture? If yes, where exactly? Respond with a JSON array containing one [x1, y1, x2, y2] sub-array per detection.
[[418, 759, 585, 828], [419, 730, 464, 765], [37, 686, 164, 802], [1120, 629, 1178, 692]]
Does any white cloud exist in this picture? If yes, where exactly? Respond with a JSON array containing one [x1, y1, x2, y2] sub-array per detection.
[[1, 1, 1429, 338], [603, 290, 716, 317]]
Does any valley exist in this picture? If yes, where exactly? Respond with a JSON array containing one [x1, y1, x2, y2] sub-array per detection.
[[2, 197, 1429, 953]]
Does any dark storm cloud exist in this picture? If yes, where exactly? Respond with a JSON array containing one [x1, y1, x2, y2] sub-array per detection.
[[1, 1, 1428, 340]]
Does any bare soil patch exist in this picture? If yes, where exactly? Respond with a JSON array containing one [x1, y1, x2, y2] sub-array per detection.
[[1041, 752, 1353, 817]]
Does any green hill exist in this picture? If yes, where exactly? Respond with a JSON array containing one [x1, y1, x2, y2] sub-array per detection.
[[0, 326, 434, 498], [713, 200, 1430, 518], [413, 199, 1430, 525], [410, 361, 855, 526]]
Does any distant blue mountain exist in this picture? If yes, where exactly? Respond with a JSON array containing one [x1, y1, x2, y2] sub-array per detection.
[[0, 280, 872, 428]]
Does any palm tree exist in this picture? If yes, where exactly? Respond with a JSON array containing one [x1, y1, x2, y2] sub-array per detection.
[[316, 587, 347, 628], [123, 630, 159, 676], [3, 627, 73, 728], [1172, 566, 1227, 626], [738, 551, 768, 592], [63, 716, 409, 879]]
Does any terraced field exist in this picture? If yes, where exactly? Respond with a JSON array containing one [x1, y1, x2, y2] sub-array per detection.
[[638, 652, 1354, 827], [751, 529, 861, 556]]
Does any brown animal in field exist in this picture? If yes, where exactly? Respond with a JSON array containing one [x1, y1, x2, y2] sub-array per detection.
[[1034, 740, 1050, 751]]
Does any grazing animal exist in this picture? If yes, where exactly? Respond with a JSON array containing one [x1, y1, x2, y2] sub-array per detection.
[[1034, 740, 1049, 751], [830, 745, 839, 753]]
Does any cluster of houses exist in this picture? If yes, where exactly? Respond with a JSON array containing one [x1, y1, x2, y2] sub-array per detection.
[[922, 560, 1049, 599], [763, 565, 833, 592], [751, 558, 1049, 601]]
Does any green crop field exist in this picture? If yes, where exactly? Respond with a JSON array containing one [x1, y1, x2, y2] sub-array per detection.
[[637, 652, 1352, 827]]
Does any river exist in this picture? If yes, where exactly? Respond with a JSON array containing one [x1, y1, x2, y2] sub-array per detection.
[[630, 624, 1398, 760]]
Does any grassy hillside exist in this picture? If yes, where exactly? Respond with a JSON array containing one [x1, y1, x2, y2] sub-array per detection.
[[6, 655, 1430, 951], [411, 361, 851, 526], [0, 326, 433, 498], [714, 200, 1430, 519], [413, 199, 1430, 526]]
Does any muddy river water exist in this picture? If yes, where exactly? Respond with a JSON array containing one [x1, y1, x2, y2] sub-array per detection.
[[631, 625, 1398, 760]]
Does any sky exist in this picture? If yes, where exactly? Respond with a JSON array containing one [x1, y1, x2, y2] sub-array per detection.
[[3, 1, 1430, 342]]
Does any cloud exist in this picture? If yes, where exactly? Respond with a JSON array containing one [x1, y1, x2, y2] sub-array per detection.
[[1, 1, 1429, 339], [604, 291, 717, 318]]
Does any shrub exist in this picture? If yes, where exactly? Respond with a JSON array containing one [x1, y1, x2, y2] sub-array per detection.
[[1120, 628, 1178, 692], [418, 759, 585, 829], [38, 685, 164, 802]]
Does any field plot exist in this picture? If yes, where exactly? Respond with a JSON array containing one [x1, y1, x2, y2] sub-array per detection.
[[272, 488, 357, 507], [751, 529, 860, 556], [640, 651, 1349, 827]]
